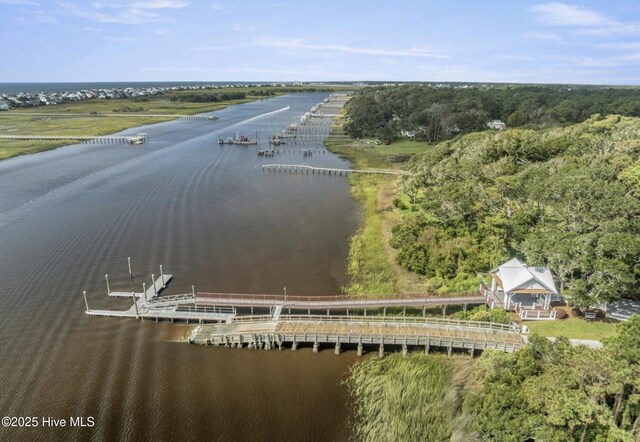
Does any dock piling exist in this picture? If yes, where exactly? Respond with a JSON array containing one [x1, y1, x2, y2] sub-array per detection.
[[143, 282, 147, 302], [105, 274, 111, 294], [128, 257, 132, 279], [160, 265, 165, 287], [83, 290, 89, 312], [132, 292, 139, 318], [152, 274, 156, 296]]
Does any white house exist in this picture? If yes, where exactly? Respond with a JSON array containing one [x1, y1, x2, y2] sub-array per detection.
[[487, 119, 507, 130], [482, 258, 559, 320]]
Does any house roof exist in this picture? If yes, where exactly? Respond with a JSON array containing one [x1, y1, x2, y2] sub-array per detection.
[[490, 258, 558, 295]]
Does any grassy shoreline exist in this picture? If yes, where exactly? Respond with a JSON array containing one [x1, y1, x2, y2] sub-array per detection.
[[325, 119, 432, 296]]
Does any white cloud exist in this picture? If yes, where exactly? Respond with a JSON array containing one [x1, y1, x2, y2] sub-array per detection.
[[524, 31, 562, 41], [529, 3, 609, 27], [131, 1, 188, 9], [103, 36, 142, 42], [258, 38, 451, 58], [529, 2, 640, 34], [230, 24, 256, 32], [596, 41, 640, 50], [497, 53, 534, 61], [59, 1, 187, 24], [191, 37, 449, 59], [0, 0, 39, 5]]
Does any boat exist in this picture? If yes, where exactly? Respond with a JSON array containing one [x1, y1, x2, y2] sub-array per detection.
[[233, 135, 257, 145]]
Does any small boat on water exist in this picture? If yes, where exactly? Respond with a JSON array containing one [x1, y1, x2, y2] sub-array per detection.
[[217, 131, 257, 145], [234, 135, 257, 145]]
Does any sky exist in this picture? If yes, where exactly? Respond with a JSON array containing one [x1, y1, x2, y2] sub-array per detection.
[[2, 1, 640, 84]]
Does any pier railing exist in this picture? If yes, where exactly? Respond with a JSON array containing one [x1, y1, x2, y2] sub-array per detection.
[[227, 314, 519, 332]]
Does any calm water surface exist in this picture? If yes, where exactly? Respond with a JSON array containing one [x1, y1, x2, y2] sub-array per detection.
[[0, 93, 360, 441]]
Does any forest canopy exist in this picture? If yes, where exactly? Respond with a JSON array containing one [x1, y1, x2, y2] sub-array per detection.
[[344, 85, 640, 142], [389, 114, 640, 307]]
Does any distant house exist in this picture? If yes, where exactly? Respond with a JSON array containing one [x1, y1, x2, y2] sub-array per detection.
[[487, 119, 507, 130], [0, 100, 9, 111], [482, 258, 559, 320]]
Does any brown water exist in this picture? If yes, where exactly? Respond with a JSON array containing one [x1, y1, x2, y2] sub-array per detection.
[[0, 93, 361, 441]]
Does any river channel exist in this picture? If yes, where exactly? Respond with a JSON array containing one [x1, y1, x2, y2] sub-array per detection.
[[0, 93, 360, 441]]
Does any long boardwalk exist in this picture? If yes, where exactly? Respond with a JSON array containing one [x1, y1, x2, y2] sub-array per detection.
[[2, 112, 217, 121], [261, 164, 413, 176], [196, 292, 485, 311], [0, 133, 148, 144], [189, 315, 524, 355]]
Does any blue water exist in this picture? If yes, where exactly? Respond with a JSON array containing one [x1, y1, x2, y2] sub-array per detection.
[[0, 82, 259, 95]]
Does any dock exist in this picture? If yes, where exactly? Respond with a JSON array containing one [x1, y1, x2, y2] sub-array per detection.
[[83, 263, 526, 355], [85, 263, 235, 323], [261, 164, 413, 176], [2, 112, 216, 121], [0, 133, 149, 144]]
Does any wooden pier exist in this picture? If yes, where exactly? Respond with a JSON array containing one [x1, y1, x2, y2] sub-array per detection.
[[2, 112, 217, 121], [261, 164, 413, 176], [189, 314, 524, 355], [84, 267, 524, 355], [195, 292, 486, 310], [0, 133, 149, 144], [85, 263, 235, 323]]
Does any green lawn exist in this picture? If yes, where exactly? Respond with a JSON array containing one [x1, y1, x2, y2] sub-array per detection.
[[374, 138, 434, 155], [525, 318, 618, 340]]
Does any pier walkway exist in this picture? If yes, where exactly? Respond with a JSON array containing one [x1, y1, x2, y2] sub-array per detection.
[[196, 292, 485, 311], [3, 112, 216, 121], [0, 133, 148, 144], [189, 314, 524, 355], [84, 268, 523, 354], [262, 164, 413, 176]]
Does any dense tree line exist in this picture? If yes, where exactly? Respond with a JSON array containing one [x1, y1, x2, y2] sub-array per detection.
[[169, 91, 247, 102], [391, 115, 640, 306], [344, 85, 640, 142]]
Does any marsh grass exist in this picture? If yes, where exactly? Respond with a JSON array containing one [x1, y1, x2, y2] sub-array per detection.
[[344, 174, 397, 297], [346, 353, 467, 442]]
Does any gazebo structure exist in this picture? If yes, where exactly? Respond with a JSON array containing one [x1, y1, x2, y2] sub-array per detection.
[[481, 258, 559, 320]]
